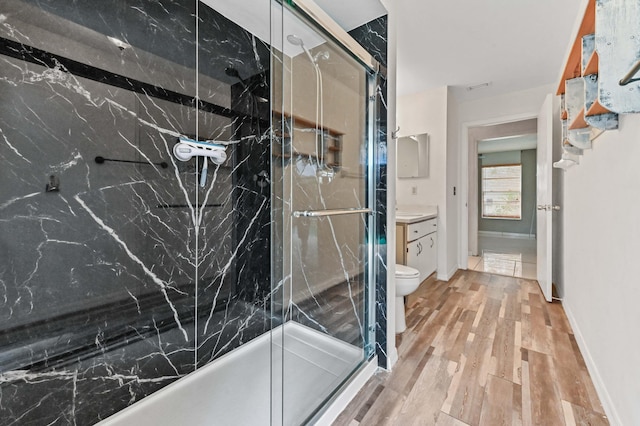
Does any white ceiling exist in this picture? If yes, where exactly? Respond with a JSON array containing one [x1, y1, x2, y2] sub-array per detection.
[[396, 0, 584, 100], [204, 0, 586, 102], [203, 0, 386, 58], [314, 0, 387, 31]]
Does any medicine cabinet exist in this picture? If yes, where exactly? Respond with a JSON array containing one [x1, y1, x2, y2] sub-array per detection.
[[397, 133, 429, 178]]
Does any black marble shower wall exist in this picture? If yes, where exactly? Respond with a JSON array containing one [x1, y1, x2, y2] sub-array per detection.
[[349, 16, 389, 368], [0, 0, 271, 423]]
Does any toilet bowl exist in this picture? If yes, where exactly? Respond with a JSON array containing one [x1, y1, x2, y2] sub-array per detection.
[[395, 264, 420, 333]]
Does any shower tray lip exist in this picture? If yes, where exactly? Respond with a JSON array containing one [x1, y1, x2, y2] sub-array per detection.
[[98, 321, 367, 426]]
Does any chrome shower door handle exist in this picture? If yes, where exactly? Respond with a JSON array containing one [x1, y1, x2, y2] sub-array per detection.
[[292, 208, 372, 218]]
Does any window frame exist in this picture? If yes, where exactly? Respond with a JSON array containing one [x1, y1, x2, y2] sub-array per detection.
[[481, 163, 523, 220]]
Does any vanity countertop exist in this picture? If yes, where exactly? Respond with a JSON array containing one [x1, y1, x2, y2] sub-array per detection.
[[395, 207, 438, 224]]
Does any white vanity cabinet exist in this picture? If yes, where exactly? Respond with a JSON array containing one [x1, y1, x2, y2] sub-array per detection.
[[396, 217, 437, 282]]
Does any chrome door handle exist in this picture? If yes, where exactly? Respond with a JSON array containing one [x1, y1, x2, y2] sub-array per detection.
[[430, 237, 434, 248], [537, 204, 559, 211]]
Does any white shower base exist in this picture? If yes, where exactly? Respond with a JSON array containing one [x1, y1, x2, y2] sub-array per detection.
[[99, 322, 369, 426]]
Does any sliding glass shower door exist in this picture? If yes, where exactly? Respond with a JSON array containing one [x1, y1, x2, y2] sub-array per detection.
[[271, 2, 378, 424]]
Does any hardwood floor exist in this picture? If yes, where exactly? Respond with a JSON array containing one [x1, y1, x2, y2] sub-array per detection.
[[333, 270, 608, 426]]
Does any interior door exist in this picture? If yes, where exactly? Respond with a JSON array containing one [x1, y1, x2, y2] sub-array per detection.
[[536, 94, 554, 302]]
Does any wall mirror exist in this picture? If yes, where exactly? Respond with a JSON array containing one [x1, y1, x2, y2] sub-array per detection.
[[397, 133, 429, 178]]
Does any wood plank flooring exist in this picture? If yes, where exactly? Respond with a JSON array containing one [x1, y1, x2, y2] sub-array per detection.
[[333, 270, 609, 426]]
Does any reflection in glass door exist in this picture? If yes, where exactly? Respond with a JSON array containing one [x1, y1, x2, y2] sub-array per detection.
[[271, 2, 378, 424]]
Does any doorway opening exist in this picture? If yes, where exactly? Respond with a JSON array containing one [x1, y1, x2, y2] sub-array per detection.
[[466, 119, 538, 279]]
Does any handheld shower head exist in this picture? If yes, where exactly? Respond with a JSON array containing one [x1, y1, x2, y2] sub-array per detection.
[[286, 34, 304, 46], [286, 34, 316, 66]]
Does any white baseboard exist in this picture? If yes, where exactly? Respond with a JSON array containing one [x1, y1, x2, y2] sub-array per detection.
[[478, 231, 536, 240], [562, 302, 622, 426], [388, 346, 398, 370], [437, 265, 458, 282]]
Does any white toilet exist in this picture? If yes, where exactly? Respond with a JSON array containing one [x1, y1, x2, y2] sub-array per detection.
[[395, 264, 421, 333]]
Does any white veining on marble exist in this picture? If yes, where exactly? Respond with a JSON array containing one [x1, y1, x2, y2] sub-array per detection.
[[74, 195, 190, 341]]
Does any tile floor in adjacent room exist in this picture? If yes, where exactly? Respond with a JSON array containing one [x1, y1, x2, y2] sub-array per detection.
[[467, 236, 537, 279]]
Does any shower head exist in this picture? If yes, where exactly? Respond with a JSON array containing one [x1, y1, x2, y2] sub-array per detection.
[[225, 66, 249, 88], [286, 34, 304, 47], [225, 66, 242, 79], [286, 34, 316, 66]]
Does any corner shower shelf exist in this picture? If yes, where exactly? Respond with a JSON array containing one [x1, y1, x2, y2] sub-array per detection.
[[273, 112, 344, 169], [287, 114, 343, 170]]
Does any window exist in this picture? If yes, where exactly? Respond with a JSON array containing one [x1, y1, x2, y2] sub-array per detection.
[[481, 164, 522, 219]]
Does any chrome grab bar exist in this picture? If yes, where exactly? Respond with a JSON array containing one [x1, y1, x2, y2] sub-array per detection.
[[620, 58, 640, 86], [292, 208, 372, 218]]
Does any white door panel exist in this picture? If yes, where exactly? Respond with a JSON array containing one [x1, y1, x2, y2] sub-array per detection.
[[536, 94, 554, 302]]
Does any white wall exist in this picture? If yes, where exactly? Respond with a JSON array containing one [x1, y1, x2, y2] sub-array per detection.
[[562, 113, 640, 426], [397, 86, 451, 279], [397, 86, 448, 207]]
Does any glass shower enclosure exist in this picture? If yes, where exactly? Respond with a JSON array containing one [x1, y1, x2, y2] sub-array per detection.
[[0, 0, 382, 423], [271, 1, 379, 424]]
